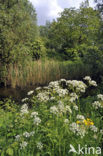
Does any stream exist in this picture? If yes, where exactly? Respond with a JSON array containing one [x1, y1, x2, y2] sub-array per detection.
[[0, 85, 39, 102]]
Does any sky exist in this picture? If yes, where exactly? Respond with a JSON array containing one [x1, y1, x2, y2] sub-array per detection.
[[29, 0, 95, 25]]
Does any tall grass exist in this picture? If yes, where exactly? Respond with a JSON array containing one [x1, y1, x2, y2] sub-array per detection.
[[6, 59, 92, 88]]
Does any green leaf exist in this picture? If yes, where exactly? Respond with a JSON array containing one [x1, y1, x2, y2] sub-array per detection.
[[1, 151, 5, 156], [6, 148, 14, 156], [36, 152, 40, 156]]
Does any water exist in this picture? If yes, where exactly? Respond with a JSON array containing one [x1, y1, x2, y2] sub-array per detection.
[[0, 82, 47, 102], [0, 86, 37, 102]]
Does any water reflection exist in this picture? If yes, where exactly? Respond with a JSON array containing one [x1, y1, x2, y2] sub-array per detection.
[[0, 86, 37, 102]]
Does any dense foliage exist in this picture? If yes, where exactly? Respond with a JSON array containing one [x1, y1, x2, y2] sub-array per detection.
[[42, 6, 100, 58], [0, 0, 38, 64]]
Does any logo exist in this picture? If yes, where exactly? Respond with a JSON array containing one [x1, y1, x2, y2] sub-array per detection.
[[69, 144, 101, 155]]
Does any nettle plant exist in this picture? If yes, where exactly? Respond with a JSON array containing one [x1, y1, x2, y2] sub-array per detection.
[[0, 76, 103, 156]]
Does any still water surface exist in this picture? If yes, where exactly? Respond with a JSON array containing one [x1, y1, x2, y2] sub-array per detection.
[[0, 85, 39, 102]]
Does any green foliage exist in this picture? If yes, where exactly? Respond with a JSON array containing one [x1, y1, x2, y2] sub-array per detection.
[[45, 5, 100, 60], [0, 0, 38, 64], [82, 46, 103, 79], [31, 39, 46, 60], [64, 48, 79, 60]]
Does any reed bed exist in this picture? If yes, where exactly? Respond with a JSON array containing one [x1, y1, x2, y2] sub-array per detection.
[[7, 59, 92, 88]]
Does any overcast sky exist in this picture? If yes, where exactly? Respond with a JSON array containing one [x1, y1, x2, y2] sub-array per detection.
[[29, 0, 95, 25]]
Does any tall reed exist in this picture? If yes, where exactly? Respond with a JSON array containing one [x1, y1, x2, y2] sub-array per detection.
[[7, 59, 92, 88]]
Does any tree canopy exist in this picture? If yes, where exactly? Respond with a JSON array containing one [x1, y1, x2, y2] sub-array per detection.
[[0, 0, 38, 64]]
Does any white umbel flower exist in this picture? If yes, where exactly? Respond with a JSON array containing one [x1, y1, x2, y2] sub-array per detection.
[[97, 94, 103, 101], [83, 76, 91, 81], [67, 80, 87, 93], [20, 141, 28, 149], [15, 135, 21, 141], [89, 80, 97, 87], [64, 119, 69, 124], [66, 105, 72, 114], [50, 106, 58, 115], [58, 101, 65, 113], [76, 115, 85, 120], [37, 92, 49, 102], [73, 105, 78, 111], [92, 101, 102, 109], [21, 98, 29, 102], [100, 129, 103, 134], [34, 117, 41, 126], [37, 142, 43, 150], [70, 122, 86, 138], [27, 90, 34, 95], [90, 125, 98, 132], [31, 112, 38, 118], [35, 87, 42, 91], [20, 104, 29, 115], [23, 132, 30, 138], [69, 93, 78, 103]]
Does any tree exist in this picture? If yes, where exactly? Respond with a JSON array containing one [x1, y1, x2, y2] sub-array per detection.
[[0, 0, 38, 64], [46, 5, 100, 60]]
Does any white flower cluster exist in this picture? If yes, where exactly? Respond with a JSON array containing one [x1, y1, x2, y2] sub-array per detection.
[[69, 93, 78, 103], [50, 101, 72, 115], [100, 129, 103, 134], [20, 104, 29, 115], [76, 114, 85, 120], [89, 80, 97, 87], [50, 106, 58, 114], [54, 88, 68, 97], [59, 79, 67, 83], [90, 125, 98, 132], [58, 101, 65, 113], [27, 90, 34, 95], [84, 76, 97, 87], [20, 141, 28, 149], [31, 111, 41, 126], [48, 81, 60, 89], [67, 80, 87, 93], [59, 79, 67, 87], [83, 76, 91, 81], [23, 132, 30, 138], [23, 131, 35, 138], [43, 86, 49, 90], [21, 98, 29, 102], [37, 91, 49, 102], [65, 105, 72, 114], [35, 87, 42, 91], [34, 117, 41, 126], [48, 81, 68, 97], [34, 77, 97, 102], [31, 111, 38, 118], [92, 101, 103, 109], [64, 119, 69, 124], [49, 96, 55, 101], [15, 135, 21, 141], [15, 131, 35, 141], [37, 142, 43, 150], [69, 122, 86, 138], [97, 94, 103, 101], [73, 105, 78, 111]]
